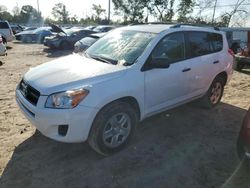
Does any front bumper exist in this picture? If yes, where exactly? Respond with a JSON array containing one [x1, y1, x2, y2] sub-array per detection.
[[16, 88, 98, 143]]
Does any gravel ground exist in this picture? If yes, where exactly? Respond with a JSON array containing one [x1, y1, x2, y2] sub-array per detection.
[[0, 42, 249, 188]]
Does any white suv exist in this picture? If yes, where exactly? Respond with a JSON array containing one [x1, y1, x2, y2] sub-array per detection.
[[0, 20, 15, 43], [16, 24, 233, 155]]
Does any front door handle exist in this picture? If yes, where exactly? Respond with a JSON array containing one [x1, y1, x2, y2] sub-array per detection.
[[213, 60, 220, 64], [182, 68, 191, 72]]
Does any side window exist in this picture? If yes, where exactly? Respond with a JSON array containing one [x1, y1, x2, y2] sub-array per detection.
[[209, 33, 223, 52], [188, 32, 223, 58], [0, 22, 9, 29], [188, 32, 211, 57], [152, 32, 185, 64]]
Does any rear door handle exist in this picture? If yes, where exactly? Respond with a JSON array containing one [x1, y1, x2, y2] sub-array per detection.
[[182, 68, 191, 72], [213, 60, 219, 64]]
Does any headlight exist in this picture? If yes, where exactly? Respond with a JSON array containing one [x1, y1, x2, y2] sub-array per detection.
[[45, 89, 89, 109]]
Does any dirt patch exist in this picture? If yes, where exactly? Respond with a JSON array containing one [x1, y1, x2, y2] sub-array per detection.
[[0, 43, 249, 188]]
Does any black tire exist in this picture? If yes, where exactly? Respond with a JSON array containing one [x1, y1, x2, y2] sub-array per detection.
[[201, 77, 224, 108], [60, 41, 70, 50], [88, 101, 138, 156], [2, 37, 7, 45]]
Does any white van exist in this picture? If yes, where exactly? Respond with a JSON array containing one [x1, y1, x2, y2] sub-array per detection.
[[16, 24, 234, 155], [0, 20, 15, 43]]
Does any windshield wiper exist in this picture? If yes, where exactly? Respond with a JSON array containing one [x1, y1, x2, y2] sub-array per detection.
[[89, 54, 117, 65]]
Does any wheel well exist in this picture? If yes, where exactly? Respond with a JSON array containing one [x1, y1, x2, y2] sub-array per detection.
[[216, 71, 228, 85], [101, 97, 141, 120]]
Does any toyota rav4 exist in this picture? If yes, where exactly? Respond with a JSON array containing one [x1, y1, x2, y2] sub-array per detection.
[[16, 24, 234, 155]]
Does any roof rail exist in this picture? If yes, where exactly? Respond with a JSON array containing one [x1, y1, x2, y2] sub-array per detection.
[[170, 23, 220, 31]]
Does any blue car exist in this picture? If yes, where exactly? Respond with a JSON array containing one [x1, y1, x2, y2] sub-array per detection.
[[15, 27, 54, 43]]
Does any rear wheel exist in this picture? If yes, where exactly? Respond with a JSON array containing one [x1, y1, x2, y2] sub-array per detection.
[[88, 101, 138, 156], [201, 77, 224, 108]]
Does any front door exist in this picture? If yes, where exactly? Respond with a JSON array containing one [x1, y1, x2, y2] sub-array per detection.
[[144, 32, 190, 115]]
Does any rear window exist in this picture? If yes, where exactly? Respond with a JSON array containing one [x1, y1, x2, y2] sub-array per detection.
[[0, 22, 9, 29], [187, 31, 223, 58]]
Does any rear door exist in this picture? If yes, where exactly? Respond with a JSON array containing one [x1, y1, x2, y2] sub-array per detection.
[[183, 31, 223, 97]]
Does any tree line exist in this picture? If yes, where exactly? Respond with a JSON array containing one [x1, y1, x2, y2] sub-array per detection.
[[0, 0, 249, 27]]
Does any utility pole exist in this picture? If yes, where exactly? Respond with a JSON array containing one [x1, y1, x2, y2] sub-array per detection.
[[37, 0, 40, 13], [108, 0, 111, 24], [212, 0, 218, 24]]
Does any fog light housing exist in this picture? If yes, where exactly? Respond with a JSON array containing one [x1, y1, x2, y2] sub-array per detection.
[[58, 125, 68, 136]]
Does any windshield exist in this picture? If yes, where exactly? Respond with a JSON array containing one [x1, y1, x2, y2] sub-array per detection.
[[86, 30, 156, 65]]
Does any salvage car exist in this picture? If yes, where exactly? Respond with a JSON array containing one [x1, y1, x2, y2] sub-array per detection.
[[16, 24, 234, 156], [237, 108, 250, 160], [74, 32, 106, 53], [234, 44, 250, 71], [15, 27, 54, 43], [44, 24, 96, 49]]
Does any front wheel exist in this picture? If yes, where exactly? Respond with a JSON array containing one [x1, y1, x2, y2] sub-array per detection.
[[201, 77, 224, 108], [88, 101, 138, 156]]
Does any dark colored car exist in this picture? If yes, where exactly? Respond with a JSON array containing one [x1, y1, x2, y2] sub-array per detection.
[[10, 25, 24, 35], [237, 108, 250, 160], [74, 32, 106, 53], [44, 24, 96, 49], [15, 27, 54, 43]]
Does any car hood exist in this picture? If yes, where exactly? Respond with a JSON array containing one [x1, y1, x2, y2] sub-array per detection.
[[49, 23, 66, 34], [24, 54, 127, 95]]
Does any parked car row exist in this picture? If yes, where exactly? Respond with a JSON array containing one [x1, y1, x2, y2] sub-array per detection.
[[12, 23, 115, 51], [44, 24, 97, 50], [43, 24, 113, 50]]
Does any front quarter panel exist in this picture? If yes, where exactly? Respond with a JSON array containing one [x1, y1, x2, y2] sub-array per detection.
[[79, 66, 145, 120]]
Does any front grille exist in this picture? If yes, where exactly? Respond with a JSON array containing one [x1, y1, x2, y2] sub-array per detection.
[[19, 79, 40, 106]]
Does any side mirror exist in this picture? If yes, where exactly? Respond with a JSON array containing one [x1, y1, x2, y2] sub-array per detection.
[[149, 57, 170, 69]]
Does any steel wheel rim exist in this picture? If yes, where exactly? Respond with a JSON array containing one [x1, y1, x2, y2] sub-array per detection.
[[210, 82, 222, 104], [102, 112, 131, 148]]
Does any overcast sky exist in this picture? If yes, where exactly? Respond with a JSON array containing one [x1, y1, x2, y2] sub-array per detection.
[[3, 0, 250, 26]]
